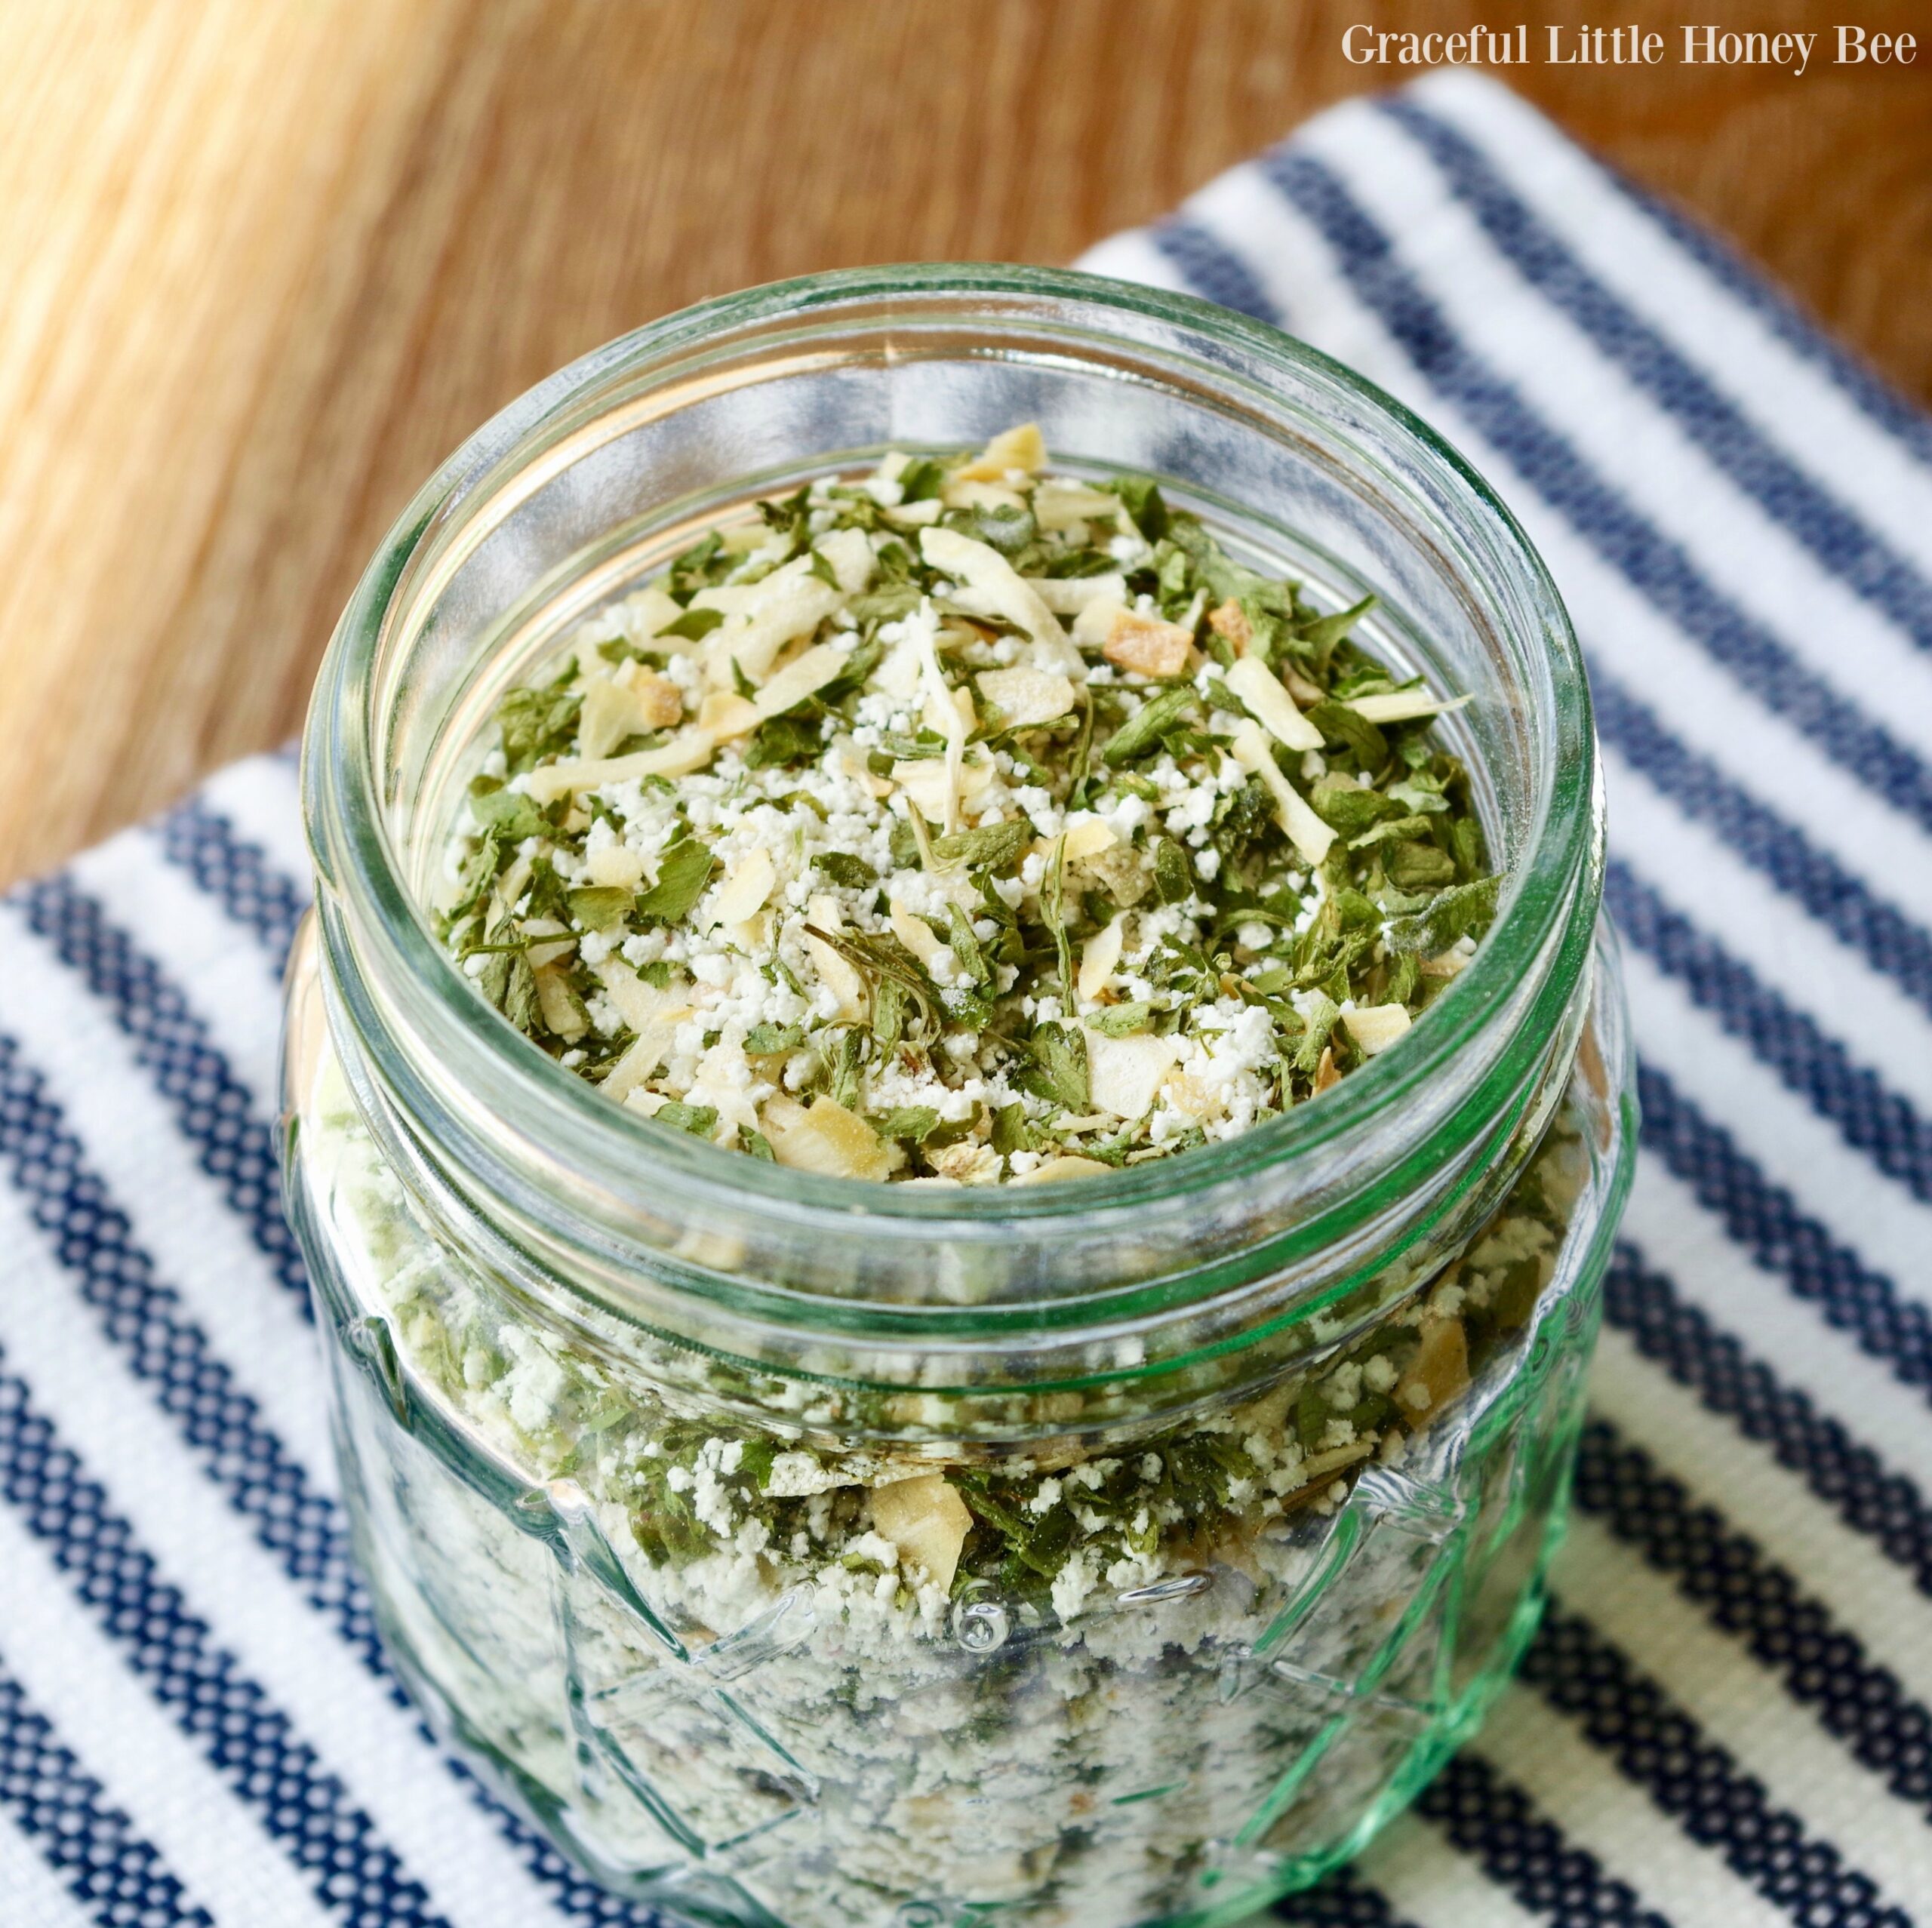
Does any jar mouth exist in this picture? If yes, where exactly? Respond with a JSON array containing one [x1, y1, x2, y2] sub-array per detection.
[[304, 263, 1597, 1304]]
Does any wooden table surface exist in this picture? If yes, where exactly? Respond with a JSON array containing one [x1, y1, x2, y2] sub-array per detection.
[[2, 0, 1927, 889]]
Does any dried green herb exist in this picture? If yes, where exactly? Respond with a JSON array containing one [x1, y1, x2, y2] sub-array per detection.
[[568, 886, 632, 932], [632, 837, 716, 924], [932, 821, 1029, 872], [1102, 686, 1195, 766], [745, 1022, 806, 1055], [813, 851, 878, 890], [658, 606, 724, 643], [468, 777, 550, 841], [1016, 1022, 1088, 1114], [441, 432, 1497, 1180]]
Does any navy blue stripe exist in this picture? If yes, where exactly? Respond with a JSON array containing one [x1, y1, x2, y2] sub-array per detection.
[[1224, 149, 1932, 841], [1635, 1062, 1932, 1406], [1610, 862, 1932, 1205], [1525, 1601, 1909, 1927], [1576, 1412, 1932, 1816], [1272, 1865, 1416, 1927], [1413, 1752, 1671, 1927], [1386, 97, 1932, 654], [0, 1354, 446, 1928], [0, 1032, 361, 1644], [445, 1774, 654, 1928], [0, 1650, 215, 1928], [0, 1032, 658, 1926], [1604, 1241, 1932, 1599], [1150, 218, 1282, 329], [12, 873, 309, 1308], [1595, 675, 1932, 1021], [1607, 165, 1932, 474], [152, 791, 309, 972]]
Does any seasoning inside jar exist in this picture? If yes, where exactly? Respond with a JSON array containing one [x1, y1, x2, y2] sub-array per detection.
[[440, 424, 1497, 1185], [288, 272, 1630, 1928]]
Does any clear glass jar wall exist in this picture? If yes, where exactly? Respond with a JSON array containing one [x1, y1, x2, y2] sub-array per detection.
[[282, 266, 1636, 1928]]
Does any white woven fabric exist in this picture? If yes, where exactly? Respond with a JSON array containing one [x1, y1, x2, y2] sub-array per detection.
[[3, 72, 1928, 1928]]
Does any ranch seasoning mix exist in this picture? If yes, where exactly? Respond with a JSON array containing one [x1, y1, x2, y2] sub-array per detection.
[[441, 425, 1497, 1184], [288, 411, 1617, 1928]]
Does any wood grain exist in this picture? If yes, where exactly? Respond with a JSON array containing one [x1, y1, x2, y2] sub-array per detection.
[[2, 0, 1927, 887]]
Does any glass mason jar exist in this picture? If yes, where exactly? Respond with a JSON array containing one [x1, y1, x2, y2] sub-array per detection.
[[281, 264, 1634, 1928]]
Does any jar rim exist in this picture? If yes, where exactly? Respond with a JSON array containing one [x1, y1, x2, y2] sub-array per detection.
[[303, 262, 1598, 1254]]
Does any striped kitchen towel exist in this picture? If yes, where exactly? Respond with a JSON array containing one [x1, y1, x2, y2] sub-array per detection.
[[2, 66, 1928, 1928]]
